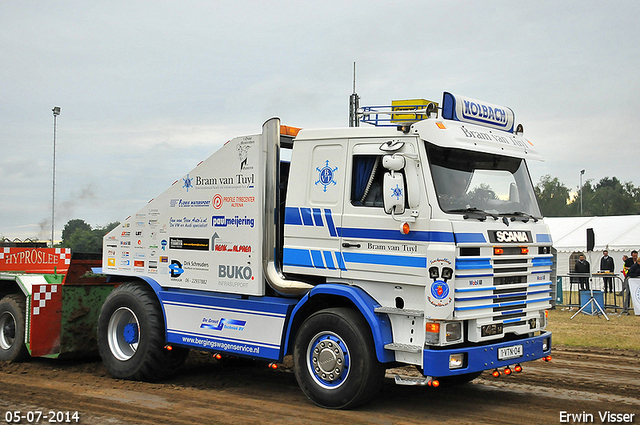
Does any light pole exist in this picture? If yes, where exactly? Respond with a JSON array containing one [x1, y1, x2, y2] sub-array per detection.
[[580, 169, 585, 216], [51, 106, 61, 247]]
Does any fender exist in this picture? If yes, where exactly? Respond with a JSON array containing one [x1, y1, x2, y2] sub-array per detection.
[[97, 268, 167, 324], [284, 284, 395, 363]]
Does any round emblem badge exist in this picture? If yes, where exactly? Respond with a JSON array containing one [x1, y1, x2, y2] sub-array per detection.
[[431, 280, 450, 300]]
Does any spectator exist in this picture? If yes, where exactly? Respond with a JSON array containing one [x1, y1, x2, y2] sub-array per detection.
[[600, 250, 615, 293], [622, 255, 630, 278], [621, 250, 638, 314], [574, 253, 590, 291]]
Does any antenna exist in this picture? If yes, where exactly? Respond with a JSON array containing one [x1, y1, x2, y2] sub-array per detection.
[[349, 62, 360, 127], [352, 62, 356, 94]]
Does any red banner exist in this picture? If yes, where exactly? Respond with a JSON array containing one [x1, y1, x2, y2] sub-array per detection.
[[0, 248, 71, 274]]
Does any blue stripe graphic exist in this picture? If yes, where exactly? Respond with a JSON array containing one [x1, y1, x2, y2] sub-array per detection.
[[532, 257, 553, 267], [455, 233, 487, 243], [456, 258, 492, 270], [300, 208, 314, 226], [311, 250, 324, 268], [324, 209, 337, 237], [536, 233, 552, 243], [284, 207, 302, 225], [312, 208, 324, 226], [283, 248, 313, 268], [323, 251, 335, 270], [338, 227, 454, 243]]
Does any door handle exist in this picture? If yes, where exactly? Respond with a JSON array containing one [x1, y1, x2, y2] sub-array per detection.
[[342, 243, 361, 248]]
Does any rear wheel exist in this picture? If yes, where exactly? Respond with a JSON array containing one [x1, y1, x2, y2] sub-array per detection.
[[0, 294, 29, 362], [98, 283, 188, 381], [293, 308, 385, 409]]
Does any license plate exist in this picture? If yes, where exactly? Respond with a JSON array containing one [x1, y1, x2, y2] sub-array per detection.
[[498, 344, 523, 360]]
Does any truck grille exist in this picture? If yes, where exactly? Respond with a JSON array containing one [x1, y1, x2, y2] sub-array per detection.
[[452, 247, 553, 326]]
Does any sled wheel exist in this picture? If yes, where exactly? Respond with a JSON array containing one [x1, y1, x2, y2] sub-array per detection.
[[0, 294, 29, 362], [98, 283, 188, 381], [293, 308, 385, 409]]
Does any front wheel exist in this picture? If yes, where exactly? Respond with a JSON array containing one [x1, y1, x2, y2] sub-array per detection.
[[0, 294, 30, 362], [97, 283, 188, 381], [293, 308, 385, 409]]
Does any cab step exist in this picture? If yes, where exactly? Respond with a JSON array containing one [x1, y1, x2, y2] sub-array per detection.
[[374, 306, 424, 317], [384, 342, 422, 353]]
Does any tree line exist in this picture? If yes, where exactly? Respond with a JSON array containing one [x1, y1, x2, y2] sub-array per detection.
[[58, 219, 120, 253], [535, 175, 640, 217]]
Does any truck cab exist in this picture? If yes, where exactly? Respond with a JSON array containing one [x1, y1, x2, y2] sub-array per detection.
[[282, 92, 552, 376]]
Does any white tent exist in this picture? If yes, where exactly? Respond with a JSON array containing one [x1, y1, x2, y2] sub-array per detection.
[[545, 215, 640, 291]]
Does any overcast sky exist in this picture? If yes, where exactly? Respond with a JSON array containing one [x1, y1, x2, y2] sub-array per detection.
[[2, 1, 639, 242]]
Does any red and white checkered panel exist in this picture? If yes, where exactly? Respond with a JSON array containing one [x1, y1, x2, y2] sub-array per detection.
[[30, 284, 62, 357], [32, 284, 59, 315]]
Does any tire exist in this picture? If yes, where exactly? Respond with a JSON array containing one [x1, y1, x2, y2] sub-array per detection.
[[0, 294, 30, 362], [97, 283, 188, 381], [293, 308, 385, 409]]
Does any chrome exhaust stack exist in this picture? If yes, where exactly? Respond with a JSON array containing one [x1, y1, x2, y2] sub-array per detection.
[[262, 118, 313, 296]]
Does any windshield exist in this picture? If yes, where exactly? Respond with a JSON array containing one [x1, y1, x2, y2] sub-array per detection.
[[425, 142, 541, 218]]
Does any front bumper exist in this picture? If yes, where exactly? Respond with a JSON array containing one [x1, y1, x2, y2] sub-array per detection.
[[421, 331, 551, 377]]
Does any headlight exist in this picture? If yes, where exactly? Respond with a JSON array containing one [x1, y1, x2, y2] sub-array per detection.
[[442, 267, 453, 280], [446, 322, 462, 342], [449, 353, 465, 369]]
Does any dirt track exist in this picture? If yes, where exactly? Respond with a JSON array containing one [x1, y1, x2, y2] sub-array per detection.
[[1, 346, 639, 425]]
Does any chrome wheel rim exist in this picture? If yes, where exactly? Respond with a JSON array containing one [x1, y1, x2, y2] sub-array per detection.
[[107, 307, 140, 361], [306, 331, 350, 389]]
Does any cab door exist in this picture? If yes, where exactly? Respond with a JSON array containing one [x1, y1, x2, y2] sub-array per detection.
[[340, 138, 429, 286]]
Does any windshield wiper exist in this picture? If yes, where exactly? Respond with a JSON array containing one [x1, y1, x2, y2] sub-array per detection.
[[448, 207, 499, 221], [501, 211, 539, 223]]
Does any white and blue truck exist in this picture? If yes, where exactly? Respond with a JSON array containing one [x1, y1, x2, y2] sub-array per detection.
[[99, 92, 553, 408]]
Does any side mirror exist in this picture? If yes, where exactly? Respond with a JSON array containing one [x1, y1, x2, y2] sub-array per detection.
[[383, 172, 405, 214], [382, 154, 405, 171]]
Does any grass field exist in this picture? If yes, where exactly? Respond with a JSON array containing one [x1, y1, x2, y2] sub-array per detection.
[[548, 301, 638, 351]]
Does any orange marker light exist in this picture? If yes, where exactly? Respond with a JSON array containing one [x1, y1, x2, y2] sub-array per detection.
[[494, 247, 504, 255], [514, 365, 522, 373], [280, 125, 301, 137], [164, 345, 173, 351], [401, 222, 411, 235], [426, 322, 440, 333], [492, 369, 501, 378], [520, 247, 529, 255], [504, 367, 512, 375], [431, 380, 440, 388], [544, 355, 552, 362], [436, 122, 446, 129]]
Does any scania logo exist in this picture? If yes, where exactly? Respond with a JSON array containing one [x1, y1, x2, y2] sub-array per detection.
[[490, 230, 532, 243]]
